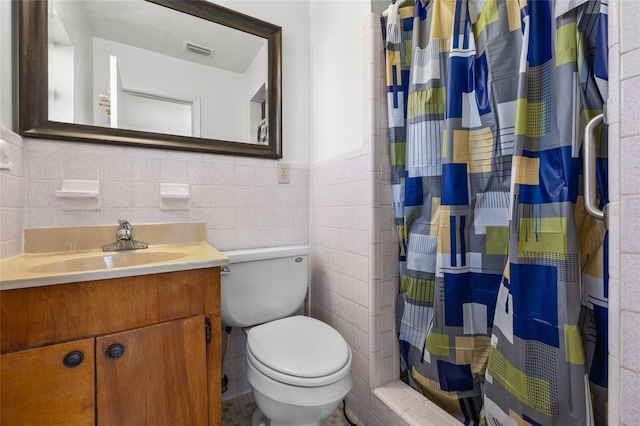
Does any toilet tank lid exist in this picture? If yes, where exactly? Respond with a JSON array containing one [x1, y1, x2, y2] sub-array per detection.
[[222, 245, 308, 263]]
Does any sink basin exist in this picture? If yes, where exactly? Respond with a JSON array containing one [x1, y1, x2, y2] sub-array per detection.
[[27, 251, 188, 274], [0, 222, 228, 290]]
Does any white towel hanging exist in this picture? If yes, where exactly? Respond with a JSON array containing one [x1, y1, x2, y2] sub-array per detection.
[[382, 0, 412, 17]]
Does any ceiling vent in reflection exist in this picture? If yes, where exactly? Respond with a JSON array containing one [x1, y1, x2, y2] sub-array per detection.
[[183, 41, 213, 57]]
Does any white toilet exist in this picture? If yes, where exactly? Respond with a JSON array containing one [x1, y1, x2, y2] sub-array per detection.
[[221, 245, 353, 426]]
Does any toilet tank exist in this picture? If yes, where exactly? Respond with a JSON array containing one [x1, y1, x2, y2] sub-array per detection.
[[220, 245, 309, 328]]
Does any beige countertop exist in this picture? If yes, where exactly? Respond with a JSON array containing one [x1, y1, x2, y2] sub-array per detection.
[[0, 222, 229, 290]]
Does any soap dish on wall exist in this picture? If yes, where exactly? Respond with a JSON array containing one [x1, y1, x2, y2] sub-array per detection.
[[160, 183, 190, 210], [55, 180, 101, 211]]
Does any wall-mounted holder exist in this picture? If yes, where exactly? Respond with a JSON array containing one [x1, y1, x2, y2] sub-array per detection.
[[55, 180, 100, 211], [160, 183, 190, 211], [0, 140, 13, 171]]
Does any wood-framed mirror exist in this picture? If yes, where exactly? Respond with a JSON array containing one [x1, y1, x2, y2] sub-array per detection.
[[18, 0, 282, 158]]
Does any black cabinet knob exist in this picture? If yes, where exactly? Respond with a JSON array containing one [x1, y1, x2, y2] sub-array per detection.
[[106, 344, 125, 360], [63, 351, 84, 368]]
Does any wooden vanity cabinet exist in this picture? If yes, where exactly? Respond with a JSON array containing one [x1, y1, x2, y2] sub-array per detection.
[[0, 338, 96, 424], [95, 315, 209, 425], [0, 268, 221, 426]]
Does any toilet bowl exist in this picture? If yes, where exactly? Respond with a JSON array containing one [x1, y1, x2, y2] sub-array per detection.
[[221, 246, 353, 426], [245, 316, 352, 426]]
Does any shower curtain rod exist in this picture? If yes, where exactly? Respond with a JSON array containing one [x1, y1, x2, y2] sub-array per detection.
[[382, 0, 413, 17]]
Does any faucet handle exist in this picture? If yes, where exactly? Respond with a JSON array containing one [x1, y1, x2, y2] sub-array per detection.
[[116, 219, 132, 241]]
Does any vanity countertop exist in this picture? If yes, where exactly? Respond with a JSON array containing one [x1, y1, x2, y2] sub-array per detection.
[[0, 222, 229, 290]]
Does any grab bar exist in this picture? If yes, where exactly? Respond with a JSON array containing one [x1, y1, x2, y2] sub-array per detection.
[[583, 112, 607, 227]]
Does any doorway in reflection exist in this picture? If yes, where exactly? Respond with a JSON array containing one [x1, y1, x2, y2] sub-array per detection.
[[121, 90, 198, 137]]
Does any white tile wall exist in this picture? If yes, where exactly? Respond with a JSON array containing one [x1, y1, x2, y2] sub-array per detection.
[[22, 138, 309, 253], [221, 327, 251, 401], [308, 12, 397, 424], [608, 0, 640, 424], [0, 128, 24, 260]]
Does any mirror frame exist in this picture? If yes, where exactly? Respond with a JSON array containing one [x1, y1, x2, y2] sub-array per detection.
[[18, 0, 282, 159]]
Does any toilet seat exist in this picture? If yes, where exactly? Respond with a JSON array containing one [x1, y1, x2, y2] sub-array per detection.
[[246, 316, 351, 387]]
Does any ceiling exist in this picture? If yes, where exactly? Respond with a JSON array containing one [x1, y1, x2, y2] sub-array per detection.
[[55, 0, 266, 74]]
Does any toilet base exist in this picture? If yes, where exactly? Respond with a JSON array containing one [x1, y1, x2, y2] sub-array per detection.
[[251, 407, 269, 426], [250, 404, 324, 426]]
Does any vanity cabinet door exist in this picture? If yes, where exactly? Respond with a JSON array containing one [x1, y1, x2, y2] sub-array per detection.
[[96, 315, 209, 426], [0, 338, 95, 426]]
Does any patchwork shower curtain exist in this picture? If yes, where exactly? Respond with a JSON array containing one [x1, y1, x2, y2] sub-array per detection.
[[385, 1, 608, 424]]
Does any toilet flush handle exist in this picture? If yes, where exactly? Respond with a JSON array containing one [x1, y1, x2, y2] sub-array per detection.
[[221, 266, 230, 275]]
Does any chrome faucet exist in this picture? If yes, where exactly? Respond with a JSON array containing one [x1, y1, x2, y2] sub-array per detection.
[[102, 219, 148, 251]]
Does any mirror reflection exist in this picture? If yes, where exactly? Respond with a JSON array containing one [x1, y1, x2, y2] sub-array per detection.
[[48, 0, 269, 145]]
